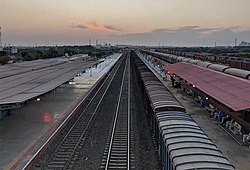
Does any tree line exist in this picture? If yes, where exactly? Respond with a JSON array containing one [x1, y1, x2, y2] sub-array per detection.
[[0, 45, 117, 65]]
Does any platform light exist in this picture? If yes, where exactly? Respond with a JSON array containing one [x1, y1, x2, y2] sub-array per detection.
[[192, 85, 196, 88], [43, 113, 52, 123], [206, 96, 209, 100], [166, 70, 172, 75], [37, 98, 40, 101]]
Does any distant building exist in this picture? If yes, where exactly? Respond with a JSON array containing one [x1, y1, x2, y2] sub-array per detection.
[[96, 43, 112, 49], [239, 41, 250, 46], [95, 43, 102, 49], [4, 46, 18, 54], [3, 46, 18, 61]]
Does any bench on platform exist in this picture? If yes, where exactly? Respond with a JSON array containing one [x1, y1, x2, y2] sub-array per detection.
[[226, 119, 233, 129], [220, 115, 230, 124], [243, 133, 250, 148], [186, 89, 192, 95], [205, 104, 215, 113], [226, 120, 242, 135], [233, 122, 242, 135], [194, 96, 201, 102]]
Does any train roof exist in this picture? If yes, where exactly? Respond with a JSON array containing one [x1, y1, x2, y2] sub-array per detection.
[[156, 111, 235, 170], [181, 58, 190, 62], [144, 86, 185, 112], [224, 68, 250, 79], [187, 59, 199, 64], [208, 63, 230, 72], [170, 55, 179, 59], [197, 61, 213, 68], [176, 56, 185, 62], [136, 60, 186, 112]]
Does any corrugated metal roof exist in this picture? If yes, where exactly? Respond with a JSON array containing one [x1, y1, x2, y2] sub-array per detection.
[[0, 61, 98, 105], [156, 112, 235, 170], [163, 63, 250, 111]]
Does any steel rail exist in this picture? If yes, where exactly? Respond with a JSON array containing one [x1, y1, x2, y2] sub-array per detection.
[[127, 52, 131, 170], [23, 54, 124, 170], [104, 53, 130, 170], [45, 55, 125, 169]]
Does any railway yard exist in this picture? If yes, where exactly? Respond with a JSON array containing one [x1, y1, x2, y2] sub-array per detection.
[[0, 50, 250, 170], [140, 53, 250, 170], [2, 0, 250, 169]]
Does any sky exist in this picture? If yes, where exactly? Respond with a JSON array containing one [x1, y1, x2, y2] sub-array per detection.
[[1, 0, 250, 46]]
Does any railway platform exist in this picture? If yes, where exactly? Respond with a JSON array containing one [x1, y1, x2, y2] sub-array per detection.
[[139, 53, 250, 170], [0, 54, 121, 170]]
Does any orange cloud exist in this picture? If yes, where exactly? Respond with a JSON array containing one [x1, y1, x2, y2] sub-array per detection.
[[85, 22, 121, 33]]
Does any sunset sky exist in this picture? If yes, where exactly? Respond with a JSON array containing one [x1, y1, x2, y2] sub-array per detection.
[[1, 0, 250, 46]]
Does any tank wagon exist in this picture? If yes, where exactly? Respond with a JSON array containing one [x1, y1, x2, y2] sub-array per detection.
[[131, 51, 235, 170]]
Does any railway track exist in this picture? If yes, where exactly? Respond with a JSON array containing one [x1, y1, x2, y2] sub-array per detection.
[[27, 54, 126, 170], [25, 51, 160, 170], [101, 52, 134, 169]]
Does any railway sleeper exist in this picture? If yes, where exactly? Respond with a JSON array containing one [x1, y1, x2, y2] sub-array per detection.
[[111, 143, 127, 147], [111, 147, 128, 151], [62, 142, 78, 145], [105, 166, 127, 169], [47, 161, 67, 165], [109, 160, 127, 163], [111, 145, 127, 148], [110, 156, 127, 159], [60, 145, 75, 148], [67, 135, 82, 138], [108, 153, 127, 156], [108, 162, 127, 166], [52, 157, 69, 161], [111, 150, 128, 153], [113, 138, 128, 141], [113, 137, 127, 139], [46, 164, 66, 169], [111, 150, 127, 153], [55, 152, 72, 156]]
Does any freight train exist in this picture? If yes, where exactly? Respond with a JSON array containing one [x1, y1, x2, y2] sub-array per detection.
[[141, 50, 250, 79], [156, 49, 250, 71], [131, 51, 235, 170]]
